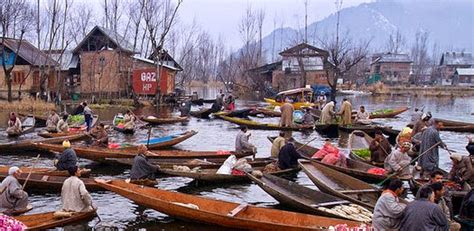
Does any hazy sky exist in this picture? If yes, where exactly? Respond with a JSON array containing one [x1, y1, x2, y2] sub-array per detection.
[[178, 0, 372, 48]]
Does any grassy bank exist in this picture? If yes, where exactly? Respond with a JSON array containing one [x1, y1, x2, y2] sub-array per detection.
[[0, 98, 56, 113]]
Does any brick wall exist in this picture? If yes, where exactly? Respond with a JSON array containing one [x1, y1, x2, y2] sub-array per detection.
[[272, 70, 327, 92], [370, 62, 411, 84]]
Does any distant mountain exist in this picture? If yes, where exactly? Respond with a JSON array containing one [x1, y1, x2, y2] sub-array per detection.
[[261, 0, 473, 62]]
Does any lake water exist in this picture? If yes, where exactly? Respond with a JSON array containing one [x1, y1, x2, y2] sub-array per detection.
[[0, 94, 473, 230]]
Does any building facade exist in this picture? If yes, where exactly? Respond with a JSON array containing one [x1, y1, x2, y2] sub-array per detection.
[[453, 68, 474, 86], [438, 52, 473, 85], [369, 53, 412, 85]]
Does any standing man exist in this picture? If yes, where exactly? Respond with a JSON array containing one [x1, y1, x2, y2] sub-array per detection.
[[46, 110, 60, 132], [369, 131, 392, 165], [83, 102, 93, 132], [337, 98, 352, 126], [60, 166, 94, 212], [320, 101, 336, 124], [416, 121, 447, 176], [466, 136, 474, 155], [0, 167, 29, 215], [235, 126, 256, 153], [278, 138, 302, 170], [270, 132, 286, 158], [412, 113, 432, 136], [55, 140, 77, 171], [130, 145, 160, 181], [400, 187, 449, 231], [280, 98, 294, 127], [373, 179, 406, 230]]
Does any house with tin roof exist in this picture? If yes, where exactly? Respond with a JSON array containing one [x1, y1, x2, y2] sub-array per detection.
[[369, 52, 412, 85]]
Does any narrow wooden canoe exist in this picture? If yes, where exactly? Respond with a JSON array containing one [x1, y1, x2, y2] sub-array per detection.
[[299, 160, 381, 210], [96, 179, 363, 230], [348, 130, 384, 167], [108, 157, 274, 169], [7, 115, 35, 137], [122, 130, 198, 150], [38, 131, 80, 138], [247, 174, 364, 221], [113, 126, 135, 134], [142, 116, 190, 125], [440, 125, 474, 133], [369, 107, 409, 119], [217, 115, 313, 131], [338, 125, 379, 135], [190, 108, 215, 119], [0, 133, 89, 152], [0, 173, 103, 192], [267, 136, 385, 183], [15, 210, 96, 230], [435, 118, 474, 127], [112, 114, 135, 134], [33, 142, 252, 162], [263, 98, 314, 110], [250, 108, 282, 117], [314, 124, 339, 138], [160, 167, 300, 184], [19, 113, 47, 127], [0, 166, 91, 178]]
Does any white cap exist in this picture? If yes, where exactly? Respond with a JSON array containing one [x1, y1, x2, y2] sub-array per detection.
[[8, 166, 20, 175]]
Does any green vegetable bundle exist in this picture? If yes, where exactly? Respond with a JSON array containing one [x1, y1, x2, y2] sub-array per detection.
[[353, 148, 371, 160], [371, 109, 394, 115], [68, 115, 85, 125]]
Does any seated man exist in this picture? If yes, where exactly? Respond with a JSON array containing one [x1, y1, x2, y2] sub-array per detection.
[[130, 145, 160, 180], [459, 189, 474, 220], [373, 179, 406, 230], [354, 106, 371, 124], [270, 132, 286, 158], [384, 142, 412, 177], [449, 154, 473, 190], [46, 109, 60, 132], [56, 114, 69, 133], [278, 138, 302, 170], [467, 136, 474, 155], [91, 123, 109, 147], [6, 112, 22, 134], [60, 166, 94, 212], [430, 182, 461, 231], [0, 167, 29, 215], [235, 126, 256, 153], [301, 108, 315, 126], [55, 140, 77, 171], [369, 130, 392, 165], [123, 110, 136, 130]]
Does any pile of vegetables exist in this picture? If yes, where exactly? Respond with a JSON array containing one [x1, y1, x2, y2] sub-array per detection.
[[352, 148, 371, 160], [371, 109, 395, 115], [68, 115, 85, 125]]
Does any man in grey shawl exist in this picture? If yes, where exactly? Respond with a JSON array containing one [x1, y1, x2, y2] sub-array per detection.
[[414, 120, 447, 175], [130, 145, 160, 180], [235, 126, 256, 153], [0, 167, 29, 215], [373, 179, 406, 230]]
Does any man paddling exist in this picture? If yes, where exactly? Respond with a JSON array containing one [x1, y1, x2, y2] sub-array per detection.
[[130, 145, 160, 181], [60, 166, 94, 212], [55, 140, 77, 171], [373, 179, 406, 230], [6, 112, 22, 134], [384, 142, 412, 178], [0, 167, 29, 215]]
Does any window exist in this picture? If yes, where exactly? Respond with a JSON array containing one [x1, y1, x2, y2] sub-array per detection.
[[12, 71, 25, 85]]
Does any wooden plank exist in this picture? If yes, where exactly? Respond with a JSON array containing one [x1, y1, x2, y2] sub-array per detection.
[[227, 203, 248, 217], [339, 189, 380, 194]]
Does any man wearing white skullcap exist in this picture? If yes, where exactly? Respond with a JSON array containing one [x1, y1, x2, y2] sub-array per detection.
[[384, 142, 413, 177], [0, 166, 29, 215]]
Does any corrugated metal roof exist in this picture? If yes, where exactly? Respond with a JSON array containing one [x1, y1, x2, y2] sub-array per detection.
[[72, 25, 136, 54], [46, 50, 74, 71], [371, 53, 412, 64], [2, 38, 58, 66], [441, 52, 473, 66], [456, 68, 474, 76]]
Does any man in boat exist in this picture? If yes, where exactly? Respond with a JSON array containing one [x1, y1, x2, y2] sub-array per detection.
[[130, 145, 160, 181], [411, 112, 432, 136], [55, 140, 77, 171], [301, 107, 314, 126], [279, 98, 294, 127], [354, 106, 370, 124], [369, 130, 392, 165], [235, 126, 256, 154], [224, 94, 236, 111], [459, 189, 474, 220], [46, 109, 60, 132], [6, 112, 22, 134], [211, 94, 225, 112], [57, 114, 69, 133], [83, 102, 93, 132], [0, 167, 29, 215], [60, 166, 94, 212], [337, 98, 352, 126], [429, 182, 461, 231], [270, 132, 286, 158], [467, 136, 474, 155], [278, 138, 302, 170], [400, 187, 449, 231], [384, 142, 412, 177], [123, 110, 136, 130], [448, 154, 473, 191], [72, 102, 85, 115], [316, 92, 326, 109], [415, 121, 447, 176], [90, 123, 109, 147], [373, 179, 406, 230], [320, 101, 336, 124]]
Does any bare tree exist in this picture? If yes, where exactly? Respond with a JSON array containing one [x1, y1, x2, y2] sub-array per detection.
[[386, 29, 405, 53], [411, 30, 430, 85], [69, 3, 94, 45]]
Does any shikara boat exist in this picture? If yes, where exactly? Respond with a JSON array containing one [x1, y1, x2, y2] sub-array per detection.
[[160, 167, 299, 184], [7, 115, 35, 137], [348, 130, 384, 167], [214, 108, 253, 118], [0, 133, 89, 152], [0, 173, 102, 192], [247, 174, 362, 220], [267, 136, 385, 183], [338, 124, 379, 134], [15, 210, 97, 230], [368, 107, 409, 119], [216, 115, 313, 131], [250, 108, 282, 117], [38, 115, 99, 138], [96, 179, 363, 230], [108, 157, 274, 169], [440, 125, 474, 133], [314, 123, 339, 138], [142, 116, 190, 125], [19, 113, 47, 127], [264, 88, 315, 110], [33, 142, 252, 162], [299, 160, 382, 210], [113, 114, 134, 134], [435, 118, 474, 127], [0, 166, 91, 178], [190, 108, 216, 119]]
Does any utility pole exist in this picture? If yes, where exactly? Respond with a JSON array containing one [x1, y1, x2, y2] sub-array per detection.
[[335, 0, 343, 50], [37, 0, 40, 49], [304, 0, 308, 43]]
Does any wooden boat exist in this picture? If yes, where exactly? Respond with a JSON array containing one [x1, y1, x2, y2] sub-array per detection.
[[214, 108, 253, 118], [8, 204, 33, 216], [299, 160, 381, 210], [264, 88, 315, 110], [15, 210, 96, 230], [19, 113, 47, 127], [33, 142, 252, 162], [108, 157, 274, 169], [369, 107, 409, 119], [38, 115, 99, 138], [216, 115, 313, 131], [190, 108, 216, 119], [314, 123, 339, 138], [96, 179, 363, 230], [0, 173, 103, 192], [142, 116, 190, 125], [348, 130, 384, 167], [248, 174, 373, 222], [250, 108, 281, 117], [7, 115, 35, 137], [0, 133, 90, 152], [113, 114, 135, 134], [69, 114, 99, 129], [191, 98, 216, 105], [0, 166, 91, 178], [125, 130, 198, 150], [267, 136, 385, 183], [338, 124, 379, 134], [440, 125, 474, 133], [435, 118, 474, 127]]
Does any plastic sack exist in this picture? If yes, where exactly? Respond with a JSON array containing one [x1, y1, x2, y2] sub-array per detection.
[[216, 155, 237, 175], [233, 158, 253, 172]]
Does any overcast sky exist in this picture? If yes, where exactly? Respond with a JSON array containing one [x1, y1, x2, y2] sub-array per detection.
[[178, 0, 372, 49]]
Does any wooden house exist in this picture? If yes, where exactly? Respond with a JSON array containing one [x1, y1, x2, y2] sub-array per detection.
[[369, 53, 412, 85], [438, 52, 473, 85]]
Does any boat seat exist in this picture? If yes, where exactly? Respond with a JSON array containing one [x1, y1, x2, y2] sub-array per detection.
[[227, 203, 248, 217]]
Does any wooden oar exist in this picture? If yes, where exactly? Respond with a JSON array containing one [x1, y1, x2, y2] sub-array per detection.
[[377, 141, 442, 186], [296, 136, 320, 152], [22, 154, 41, 189]]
